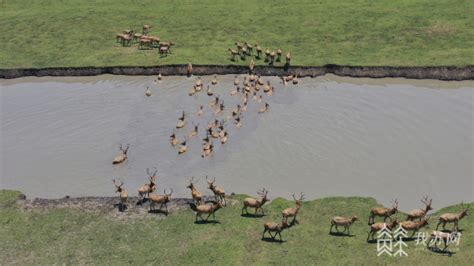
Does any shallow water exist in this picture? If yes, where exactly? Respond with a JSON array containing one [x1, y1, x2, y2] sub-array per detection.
[[1, 74, 472, 210]]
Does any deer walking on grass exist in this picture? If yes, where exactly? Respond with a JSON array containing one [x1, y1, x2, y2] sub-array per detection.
[[399, 217, 430, 238], [193, 201, 224, 222], [113, 144, 129, 164], [149, 189, 173, 214], [330, 216, 359, 235], [262, 220, 289, 242], [242, 188, 269, 216], [436, 202, 469, 231], [367, 220, 399, 242], [368, 199, 399, 225], [282, 193, 304, 224], [407, 196, 433, 221]]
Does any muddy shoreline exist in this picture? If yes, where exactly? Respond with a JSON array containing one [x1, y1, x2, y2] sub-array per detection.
[[1, 64, 473, 80]]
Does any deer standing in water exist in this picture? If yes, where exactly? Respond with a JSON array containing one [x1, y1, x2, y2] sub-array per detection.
[[176, 111, 186, 129], [368, 199, 399, 225], [149, 189, 173, 214], [188, 123, 199, 139], [138, 168, 157, 201], [187, 177, 203, 205], [112, 179, 128, 210], [407, 196, 433, 221], [436, 202, 469, 231], [206, 176, 226, 206], [242, 188, 269, 215], [113, 144, 129, 164], [282, 193, 304, 224], [262, 220, 289, 242], [170, 131, 179, 146]]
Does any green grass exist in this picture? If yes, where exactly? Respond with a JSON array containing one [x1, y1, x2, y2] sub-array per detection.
[[0, 0, 473, 68], [1, 190, 473, 264]]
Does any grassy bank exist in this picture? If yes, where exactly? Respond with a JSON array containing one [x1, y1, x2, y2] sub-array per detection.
[[1, 0, 473, 69], [0, 190, 472, 264]]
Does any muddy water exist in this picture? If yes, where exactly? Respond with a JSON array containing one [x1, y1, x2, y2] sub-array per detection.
[[1, 75, 472, 210]]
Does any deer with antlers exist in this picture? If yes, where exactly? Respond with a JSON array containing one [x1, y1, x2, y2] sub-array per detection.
[[436, 202, 469, 231], [399, 216, 430, 237], [176, 111, 186, 129], [407, 196, 433, 221], [149, 189, 173, 214], [112, 179, 128, 209], [113, 144, 129, 164], [206, 176, 226, 206], [282, 193, 304, 224], [242, 188, 269, 215], [262, 220, 289, 242], [427, 230, 461, 251], [187, 177, 203, 205], [188, 123, 199, 139], [368, 199, 399, 225], [138, 168, 157, 201], [367, 219, 399, 242]]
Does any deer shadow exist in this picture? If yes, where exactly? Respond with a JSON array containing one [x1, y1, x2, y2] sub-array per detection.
[[329, 232, 355, 237], [113, 203, 128, 212], [135, 198, 149, 206], [148, 209, 169, 216], [194, 220, 221, 225], [261, 237, 285, 243], [366, 239, 378, 244], [241, 213, 266, 218], [427, 247, 456, 257]]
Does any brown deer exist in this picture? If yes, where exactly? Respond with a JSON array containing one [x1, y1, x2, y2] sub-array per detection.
[[234, 115, 242, 128], [139, 37, 153, 49], [330, 216, 359, 235], [220, 131, 228, 144], [269, 51, 276, 65], [201, 141, 214, 158], [436, 202, 469, 231], [407, 196, 433, 221], [187, 63, 193, 77], [244, 42, 253, 55], [292, 74, 299, 85], [285, 52, 291, 65], [142, 23, 151, 35], [170, 131, 179, 146], [230, 86, 240, 96], [262, 220, 289, 242], [113, 144, 129, 164], [264, 48, 271, 62], [249, 59, 255, 72], [399, 217, 430, 237], [367, 220, 399, 241], [282, 193, 305, 224], [149, 189, 173, 214], [178, 139, 188, 154], [228, 48, 239, 61], [206, 176, 226, 206], [427, 230, 461, 251], [233, 76, 240, 86], [138, 168, 157, 201], [368, 199, 399, 225], [176, 111, 186, 129], [187, 177, 203, 204], [255, 43, 263, 58], [263, 80, 271, 93], [276, 49, 282, 62], [197, 105, 204, 116], [209, 95, 220, 107], [206, 85, 214, 96], [112, 179, 128, 209], [188, 123, 199, 139], [242, 188, 269, 215], [258, 103, 269, 113], [145, 86, 152, 97], [211, 75, 218, 85], [194, 201, 224, 222]]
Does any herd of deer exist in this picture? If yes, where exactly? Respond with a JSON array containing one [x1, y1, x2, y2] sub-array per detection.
[[228, 42, 291, 66], [115, 24, 175, 55]]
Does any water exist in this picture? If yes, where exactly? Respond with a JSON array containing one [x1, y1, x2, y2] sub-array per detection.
[[1, 74, 472, 210]]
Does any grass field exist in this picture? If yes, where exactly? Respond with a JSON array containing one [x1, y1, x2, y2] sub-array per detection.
[[0, 0, 473, 69], [1, 190, 472, 264]]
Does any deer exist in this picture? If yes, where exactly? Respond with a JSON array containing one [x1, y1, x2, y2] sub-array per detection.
[[399, 217, 430, 238], [178, 139, 188, 154], [234, 115, 243, 128], [258, 103, 269, 113], [176, 111, 186, 129], [436, 202, 469, 231], [142, 23, 151, 35], [255, 43, 263, 58], [193, 201, 224, 222], [269, 51, 276, 65], [145, 86, 152, 97], [367, 219, 399, 241], [264, 48, 271, 62], [188, 123, 199, 139], [276, 49, 282, 62], [138, 168, 157, 201], [233, 76, 240, 86], [285, 52, 291, 65], [206, 176, 226, 206], [257, 75, 264, 86], [228, 48, 239, 61], [214, 101, 224, 115], [330, 216, 359, 235], [368, 199, 399, 225], [282, 193, 305, 224], [263, 80, 271, 93], [113, 144, 129, 164], [195, 77, 203, 88], [292, 74, 299, 85], [407, 196, 433, 221], [201, 141, 214, 158], [139, 37, 153, 49], [249, 59, 255, 72], [262, 220, 289, 242], [209, 95, 220, 107], [149, 189, 173, 214], [244, 42, 253, 55], [197, 105, 204, 116], [170, 131, 179, 146], [220, 131, 228, 144], [112, 179, 128, 209], [211, 74, 218, 85], [242, 188, 269, 215], [188, 86, 196, 96], [187, 177, 203, 204], [207, 85, 214, 96], [187, 63, 193, 77], [230, 86, 240, 96], [427, 230, 461, 251]]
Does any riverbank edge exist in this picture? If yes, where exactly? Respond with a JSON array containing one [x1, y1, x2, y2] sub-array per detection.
[[1, 65, 473, 80]]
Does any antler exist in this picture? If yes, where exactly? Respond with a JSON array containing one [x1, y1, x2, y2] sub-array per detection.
[[299, 192, 305, 200], [147, 167, 157, 178]]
